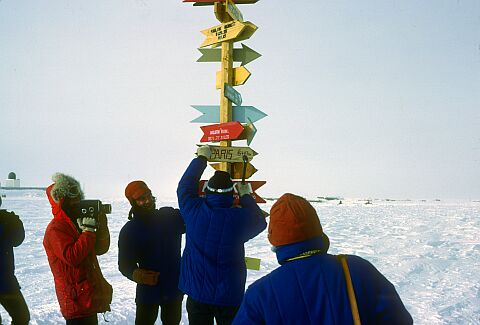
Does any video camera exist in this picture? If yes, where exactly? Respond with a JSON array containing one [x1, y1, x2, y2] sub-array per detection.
[[77, 200, 112, 219]]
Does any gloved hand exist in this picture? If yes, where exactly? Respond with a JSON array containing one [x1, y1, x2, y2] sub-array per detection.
[[196, 145, 211, 159], [236, 183, 252, 197], [77, 217, 97, 233], [132, 268, 160, 286]]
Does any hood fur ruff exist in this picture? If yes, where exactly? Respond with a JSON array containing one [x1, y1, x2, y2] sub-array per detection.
[[50, 173, 84, 203]]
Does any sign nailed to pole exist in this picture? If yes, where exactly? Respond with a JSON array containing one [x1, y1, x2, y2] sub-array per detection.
[[183, 0, 259, 5], [226, 0, 243, 21], [200, 21, 257, 48], [200, 121, 244, 142], [191, 105, 267, 123], [197, 43, 262, 66], [201, 144, 258, 162], [211, 162, 258, 179], [216, 66, 251, 89], [224, 83, 242, 106]]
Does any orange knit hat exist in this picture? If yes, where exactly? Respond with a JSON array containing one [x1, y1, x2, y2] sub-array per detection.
[[125, 181, 151, 203], [268, 193, 324, 246]]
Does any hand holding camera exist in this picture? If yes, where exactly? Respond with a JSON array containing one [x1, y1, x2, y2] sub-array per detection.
[[77, 217, 97, 233]]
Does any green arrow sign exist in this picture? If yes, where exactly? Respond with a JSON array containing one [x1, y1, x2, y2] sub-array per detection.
[[197, 43, 261, 66], [224, 83, 242, 106]]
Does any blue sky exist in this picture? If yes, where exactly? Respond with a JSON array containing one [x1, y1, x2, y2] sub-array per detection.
[[1, 1, 479, 200]]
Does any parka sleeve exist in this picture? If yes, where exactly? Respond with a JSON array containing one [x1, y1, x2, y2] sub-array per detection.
[[95, 212, 110, 256], [45, 222, 96, 267], [118, 223, 138, 281], [4, 211, 25, 247], [239, 195, 267, 241], [174, 208, 186, 234], [177, 156, 207, 215]]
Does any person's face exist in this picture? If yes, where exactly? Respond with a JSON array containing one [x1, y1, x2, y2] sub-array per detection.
[[62, 196, 81, 217], [134, 192, 155, 212]]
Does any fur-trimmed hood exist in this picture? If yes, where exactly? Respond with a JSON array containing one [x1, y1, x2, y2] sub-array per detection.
[[50, 173, 84, 203]]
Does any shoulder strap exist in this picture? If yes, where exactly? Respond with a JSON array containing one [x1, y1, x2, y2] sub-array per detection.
[[337, 254, 361, 325]]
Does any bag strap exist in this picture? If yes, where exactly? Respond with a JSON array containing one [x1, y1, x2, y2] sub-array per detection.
[[337, 255, 361, 325]]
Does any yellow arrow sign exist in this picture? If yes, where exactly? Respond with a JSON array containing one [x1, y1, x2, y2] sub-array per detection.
[[211, 162, 257, 179], [200, 21, 257, 48], [203, 145, 257, 162], [216, 66, 251, 89]]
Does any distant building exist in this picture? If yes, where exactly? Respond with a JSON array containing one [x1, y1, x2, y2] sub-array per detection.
[[4, 172, 20, 188]]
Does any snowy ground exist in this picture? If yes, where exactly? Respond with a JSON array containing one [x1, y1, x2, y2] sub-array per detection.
[[1, 190, 479, 324]]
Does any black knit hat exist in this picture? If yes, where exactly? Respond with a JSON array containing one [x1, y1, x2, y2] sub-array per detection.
[[206, 171, 234, 195]]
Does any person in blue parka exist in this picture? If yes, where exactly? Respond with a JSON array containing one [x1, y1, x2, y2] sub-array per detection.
[[177, 145, 267, 325], [0, 196, 30, 325], [119, 181, 185, 325], [232, 193, 413, 325]]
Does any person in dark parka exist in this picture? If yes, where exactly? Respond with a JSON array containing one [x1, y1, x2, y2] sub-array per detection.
[[0, 196, 30, 325], [119, 181, 185, 325], [232, 193, 413, 325], [177, 145, 267, 325]]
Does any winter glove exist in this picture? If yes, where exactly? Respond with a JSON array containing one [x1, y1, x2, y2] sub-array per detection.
[[132, 268, 160, 286], [77, 217, 97, 233], [196, 145, 211, 159], [236, 183, 252, 197]]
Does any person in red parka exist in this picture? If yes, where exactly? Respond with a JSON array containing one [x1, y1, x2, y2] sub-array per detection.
[[43, 173, 113, 325]]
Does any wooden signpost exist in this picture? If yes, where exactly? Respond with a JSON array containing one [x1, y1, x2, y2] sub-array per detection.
[[184, 1, 267, 271]]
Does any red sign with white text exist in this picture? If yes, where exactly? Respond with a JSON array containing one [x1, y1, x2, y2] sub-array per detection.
[[200, 121, 244, 142]]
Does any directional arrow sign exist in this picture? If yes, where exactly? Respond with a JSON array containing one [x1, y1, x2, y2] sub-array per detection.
[[203, 145, 257, 163], [200, 21, 257, 48], [211, 162, 257, 179], [197, 43, 261, 66], [226, 0, 243, 22], [224, 83, 242, 106], [183, 0, 259, 5], [200, 21, 244, 48], [198, 180, 266, 204], [200, 121, 244, 142], [216, 66, 251, 89], [238, 118, 256, 145], [191, 105, 267, 123]]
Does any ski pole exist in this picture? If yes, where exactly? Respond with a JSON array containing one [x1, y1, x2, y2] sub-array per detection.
[[241, 155, 248, 184]]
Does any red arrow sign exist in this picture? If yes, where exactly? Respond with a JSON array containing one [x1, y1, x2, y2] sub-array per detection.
[[200, 121, 244, 142], [198, 180, 266, 204]]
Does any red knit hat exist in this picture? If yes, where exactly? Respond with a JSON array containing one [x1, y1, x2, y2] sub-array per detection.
[[268, 193, 324, 246], [125, 181, 151, 203]]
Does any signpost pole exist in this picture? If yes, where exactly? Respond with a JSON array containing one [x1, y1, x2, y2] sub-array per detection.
[[217, 1, 234, 173]]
